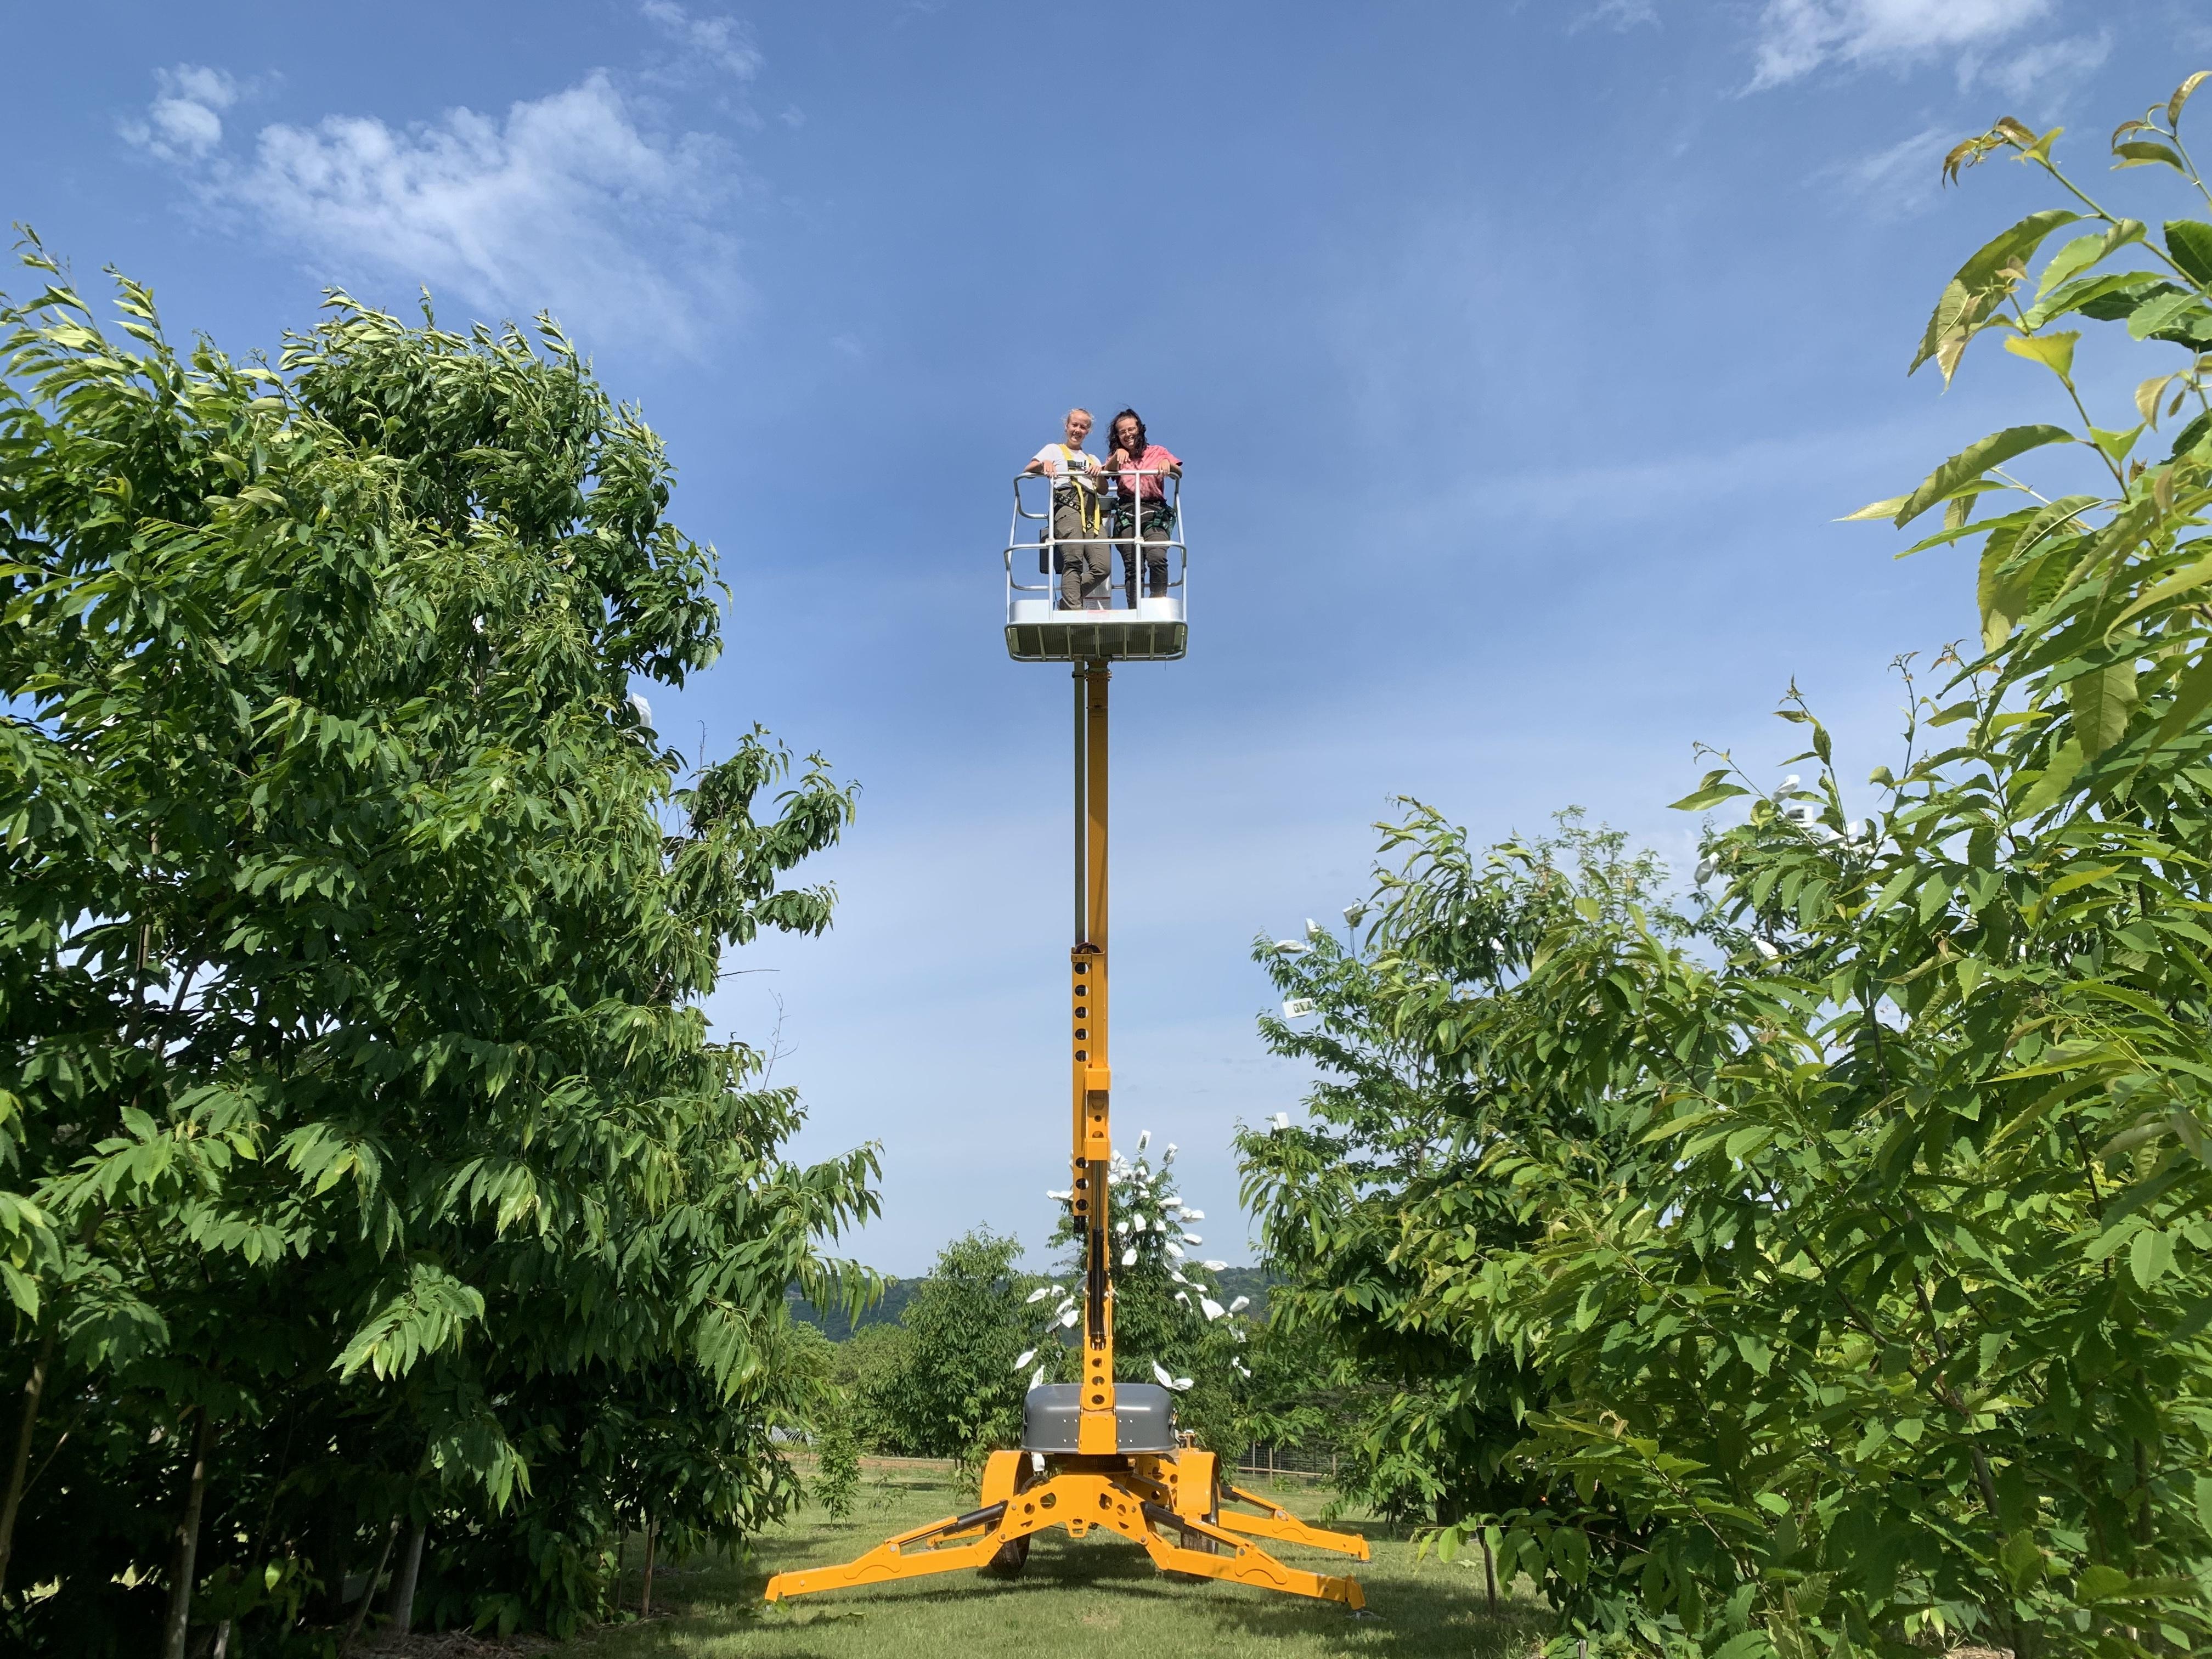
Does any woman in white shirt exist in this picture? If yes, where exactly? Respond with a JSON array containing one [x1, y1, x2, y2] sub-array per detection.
[[1023, 408, 1110, 609]]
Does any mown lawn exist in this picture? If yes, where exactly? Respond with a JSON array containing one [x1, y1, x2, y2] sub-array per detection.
[[585, 1465, 1548, 1659]]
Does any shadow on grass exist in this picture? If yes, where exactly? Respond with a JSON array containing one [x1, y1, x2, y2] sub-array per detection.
[[632, 1536, 1542, 1659], [585, 1479, 1546, 1659]]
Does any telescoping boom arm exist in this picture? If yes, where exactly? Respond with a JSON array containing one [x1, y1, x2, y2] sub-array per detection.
[[1070, 663, 1116, 1449]]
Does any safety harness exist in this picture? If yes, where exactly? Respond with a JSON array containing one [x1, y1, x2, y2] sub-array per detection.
[[1048, 445, 1104, 534]]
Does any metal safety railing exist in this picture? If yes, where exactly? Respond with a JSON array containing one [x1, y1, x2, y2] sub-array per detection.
[[1003, 467, 1187, 618]]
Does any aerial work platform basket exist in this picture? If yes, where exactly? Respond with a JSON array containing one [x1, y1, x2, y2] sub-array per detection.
[[1003, 469, 1187, 662]]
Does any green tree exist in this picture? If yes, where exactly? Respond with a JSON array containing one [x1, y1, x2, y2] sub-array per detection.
[[837, 1320, 917, 1452], [1029, 1134, 1257, 1456], [1245, 79, 2212, 1659], [870, 1229, 1045, 1467], [1242, 817, 1677, 1530], [0, 247, 877, 1649]]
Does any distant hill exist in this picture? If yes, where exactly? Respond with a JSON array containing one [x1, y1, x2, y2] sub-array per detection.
[[787, 1277, 916, 1340], [1212, 1266, 1276, 1321], [789, 1265, 1279, 1340]]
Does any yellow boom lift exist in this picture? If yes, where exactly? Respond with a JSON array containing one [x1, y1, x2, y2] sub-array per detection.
[[762, 467, 1369, 1608]]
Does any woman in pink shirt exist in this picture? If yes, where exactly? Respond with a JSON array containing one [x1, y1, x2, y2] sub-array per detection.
[[1103, 408, 1182, 608]]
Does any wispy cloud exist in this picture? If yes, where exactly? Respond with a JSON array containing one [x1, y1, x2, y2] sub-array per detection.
[[639, 0, 762, 80], [1748, 0, 2053, 90], [1965, 30, 2111, 102], [1575, 0, 1660, 32], [125, 66, 744, 351], [1815, 122, 1951, 216]]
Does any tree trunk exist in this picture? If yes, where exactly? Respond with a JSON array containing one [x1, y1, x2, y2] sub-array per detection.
[[386, 1521, 427, 1635], [160, 1408, 217, 1659], [236, 1409, 298, 1645], [1482, 1535, 1498, 1613], [0, 1316, 57, 1598], [641, 1515, 657, 1617], [338, 1518, 399, 1655]]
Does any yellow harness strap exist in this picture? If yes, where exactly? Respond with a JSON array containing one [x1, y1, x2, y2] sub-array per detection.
[[1056, 445, 1102, 534]]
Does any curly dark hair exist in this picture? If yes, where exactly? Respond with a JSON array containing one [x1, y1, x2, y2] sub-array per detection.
[[1107, 407, 1147, 456]]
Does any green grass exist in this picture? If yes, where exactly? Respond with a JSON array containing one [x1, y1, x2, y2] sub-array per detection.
[[589, 1468, 1547, 1659]]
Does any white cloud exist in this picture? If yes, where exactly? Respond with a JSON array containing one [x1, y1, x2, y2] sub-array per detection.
[[121, 64, 239, 162], [1748, 0, 2052, 89], [639, 1, 762, 79], [133, 69, 744, 351]]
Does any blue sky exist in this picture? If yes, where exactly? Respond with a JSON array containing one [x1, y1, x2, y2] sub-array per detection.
[[8, 1, 2209, 1272]]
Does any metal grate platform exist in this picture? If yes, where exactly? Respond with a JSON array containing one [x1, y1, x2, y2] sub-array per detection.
[[1006, 617, 1188, 662]]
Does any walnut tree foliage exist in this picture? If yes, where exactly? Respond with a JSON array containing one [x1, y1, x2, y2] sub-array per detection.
[[856, 1228, 1047, 1469], [0, 244, 878, 1650], [1031, 1135, 1258, 1459], [1244, 77, 2212, 1659]]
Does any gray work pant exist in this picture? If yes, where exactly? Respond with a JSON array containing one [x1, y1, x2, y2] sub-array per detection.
[[1054, 500, 1111, 609], [1113, 511, 1172, 606]]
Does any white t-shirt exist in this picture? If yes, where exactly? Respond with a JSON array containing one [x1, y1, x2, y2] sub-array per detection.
[[1032, 443, 1099, 491]]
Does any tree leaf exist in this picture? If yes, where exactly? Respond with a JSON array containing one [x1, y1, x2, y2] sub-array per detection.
[[2064, 662, 2138, 760], [2038, 221, 2147, 296], [2129, 1227, 2177, 1289], [2171, 70, 2211, 129], [2023, 268, 2163, 329], [2114, 140, 2190, 173], [1911, 209, 2081, 381], [2137, 373, 2179, 426], [2133, 653, 2212, 764], [2166, 219, 2212, 287], [2089, 424, 2145, 465], [2108, 551, 2212, 633], [2129, 289, 2207, 340], [1979, 535, 2040, 653], [1840, 495, 1908, 522], [1893, 426, 2076, 527], [2020, 738, 2085, 817], [1669, 772, 1750, 812], [2004, 330, 2078, 385], [2077, 1562, 2132, 1601]]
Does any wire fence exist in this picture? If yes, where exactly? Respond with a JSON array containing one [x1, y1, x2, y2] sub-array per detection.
[[1234, 1444, 1341, 1480]]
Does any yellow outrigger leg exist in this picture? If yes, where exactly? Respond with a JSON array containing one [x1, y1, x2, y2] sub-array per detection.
[[763, 1448, 1369, 1606], [765, 665, 1370, 1611]]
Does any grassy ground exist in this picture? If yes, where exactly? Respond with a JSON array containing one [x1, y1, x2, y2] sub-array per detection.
[[586, 1465, 1548, 1659]]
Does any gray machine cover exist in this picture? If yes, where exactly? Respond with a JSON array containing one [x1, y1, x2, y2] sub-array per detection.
[[1022, 1382, 1177, 1454]]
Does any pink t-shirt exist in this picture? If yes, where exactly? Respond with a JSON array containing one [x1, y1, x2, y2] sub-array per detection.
[[1109, 443, 1180, 501]]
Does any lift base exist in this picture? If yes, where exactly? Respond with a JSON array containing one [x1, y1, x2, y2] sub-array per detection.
[[761, 1448, 1368, 1608]]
